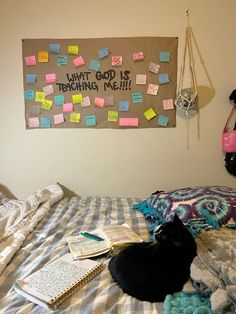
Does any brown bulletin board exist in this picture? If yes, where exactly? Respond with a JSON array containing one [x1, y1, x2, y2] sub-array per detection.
[[22, 37, 178, 129]]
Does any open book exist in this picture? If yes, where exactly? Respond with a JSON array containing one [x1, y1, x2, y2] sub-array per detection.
[[14, 253, 104, 310], [66, 223, 143, 259]]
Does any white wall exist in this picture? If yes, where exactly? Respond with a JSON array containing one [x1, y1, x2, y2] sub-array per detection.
[[0, 0, 235, 199]]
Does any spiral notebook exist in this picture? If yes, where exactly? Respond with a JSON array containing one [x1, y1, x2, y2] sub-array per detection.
[[14, 253, 104, 310]]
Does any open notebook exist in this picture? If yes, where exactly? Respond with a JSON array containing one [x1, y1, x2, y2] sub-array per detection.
[[14, 253, 104, 310], [66, 223, 143, 259]]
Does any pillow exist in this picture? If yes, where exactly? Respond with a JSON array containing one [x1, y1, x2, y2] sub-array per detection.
[[133, 186, 236, 236]]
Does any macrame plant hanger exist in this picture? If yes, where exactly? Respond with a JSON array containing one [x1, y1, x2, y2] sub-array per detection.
[[175, 10, 199, 148]]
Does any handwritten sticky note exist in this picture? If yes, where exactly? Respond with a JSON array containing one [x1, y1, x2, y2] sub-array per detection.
[[29, 104, 40, 116], [28, 117, 39, 128], [57, 55, 68, 66], [68, 45, 79, 55], [132, 51, 144, 61], [81, 96, 91, 107], [63, 103, 73, 112], [94, 97, 105, 108], [112, 56, 122, 66], [144, 108, 157, 120], [43, 84, 54, 96], [160, 51, 170, 62], [26, 74, 37, 84], [25, 55, 36, 66], [41, 100, 53, 110], [70, 113, 80, 123], [38, 51, 48, 63], [73, 56, 85, 67], [157, 115, 169, 127], [49, 43, 60, 54], [119, 118, 139, 127], [98, 48, 109, 59], [132, 92, 143, 103], [163, 99, 174, 110], [85, 115, 96, 126], [54, 113, 64, 125], [54, 94, 64, 106], [89, 60, 100, 72], [147, 84, 159, 95], [24, 89, 35, 100], [72, 94, 83, 104], [40, 117, 51, 128], [119, 101, 129, 112], [149, 62, 160, 74], [45, 73, 56, 83], [108, 111, 118, 122], [158, 73, 170, 84], [136, 74, 146, 85], [104, 96, 115, 106], [35, 92, 45, 102]]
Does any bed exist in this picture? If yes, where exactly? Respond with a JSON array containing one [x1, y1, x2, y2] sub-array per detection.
[[0, 184, 235, 313]]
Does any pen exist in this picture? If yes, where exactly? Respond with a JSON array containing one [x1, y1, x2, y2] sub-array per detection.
[[80, 232, 104, 241]]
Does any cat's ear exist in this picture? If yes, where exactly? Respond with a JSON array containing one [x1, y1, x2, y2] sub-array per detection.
[[173, 213, 183, 225]]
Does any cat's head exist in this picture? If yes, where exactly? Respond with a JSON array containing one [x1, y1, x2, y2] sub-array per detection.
[[154, 214, 196, 252]]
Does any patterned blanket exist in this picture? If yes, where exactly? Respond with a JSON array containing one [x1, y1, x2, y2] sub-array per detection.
[[191, 228, 236, 313], [0, 188, 163, 313]]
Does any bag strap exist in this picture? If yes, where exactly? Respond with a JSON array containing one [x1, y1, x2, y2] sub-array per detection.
[[223, 106, 236, 132]]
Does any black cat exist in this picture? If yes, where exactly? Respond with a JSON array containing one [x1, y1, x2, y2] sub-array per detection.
[[108, 214, 197, 302]]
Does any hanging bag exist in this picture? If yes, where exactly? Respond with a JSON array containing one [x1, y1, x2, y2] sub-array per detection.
[[222, 106, 236, 152]]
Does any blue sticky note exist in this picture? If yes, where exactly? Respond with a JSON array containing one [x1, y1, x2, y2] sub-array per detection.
[[40, 117, 51, 128], [98, 48, 109, 59], [157, 115, 169, 127], [85, 115, 96, 126], [160, 51, 170, 62], [24, 89, 35, 100], [26, 74, 37, 84], [158, 73, 170, 84], [57, 55, 68, 66], [54, 94, 64, 106], [119, 101, 129, 111], [132, 92, 143, 103], [89, 60, 100, 72], [49, 43, 60, 54]]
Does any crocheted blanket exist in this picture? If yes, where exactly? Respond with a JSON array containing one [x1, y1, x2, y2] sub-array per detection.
[[191, 228, 236, 314]]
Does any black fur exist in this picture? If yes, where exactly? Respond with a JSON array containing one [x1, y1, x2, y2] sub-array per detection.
[[108, 214, 197, 302]]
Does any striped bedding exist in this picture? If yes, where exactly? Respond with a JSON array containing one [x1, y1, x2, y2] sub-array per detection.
[[0, 185, 163, 313]]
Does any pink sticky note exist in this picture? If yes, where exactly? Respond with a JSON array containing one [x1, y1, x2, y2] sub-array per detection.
[[163, 99, 174, 110], [94, 97, 105, 108], [133, 51, 144, 61], [63, 103, 73, 112], [54, 113, 64, 124], [25, 55, 36, 66], [81, 96, 91, 107], [112, 56, 122, 66], [73, 56, 85, 67], [147, 83, 159, 95], [45, 73, 56, 83], [28, 117, 39, 128], [43, 84, 54, 96], [119, 118, 139, 127]]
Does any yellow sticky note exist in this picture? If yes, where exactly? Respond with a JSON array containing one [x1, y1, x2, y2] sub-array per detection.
[[68, 45, 79, 55], [35, 92, 45, 102], [38, 51, 49, 63], [70, 112, 80, 123], [108, 111, 118, 122], [41, 100, 53, 110], [72, 94, 83, 104], [144, 108, 157, 120]]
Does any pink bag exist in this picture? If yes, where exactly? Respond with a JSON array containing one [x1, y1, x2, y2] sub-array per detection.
[[222, 106, 236, 152]]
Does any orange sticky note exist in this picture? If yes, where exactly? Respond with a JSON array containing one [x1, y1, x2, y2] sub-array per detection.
[[94, 97, 105, 108], [119, 118, 139, 127], [38, 51, 49, 63]]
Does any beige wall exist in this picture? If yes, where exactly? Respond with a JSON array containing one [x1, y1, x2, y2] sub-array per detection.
[[0, 0, 235, 199]]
